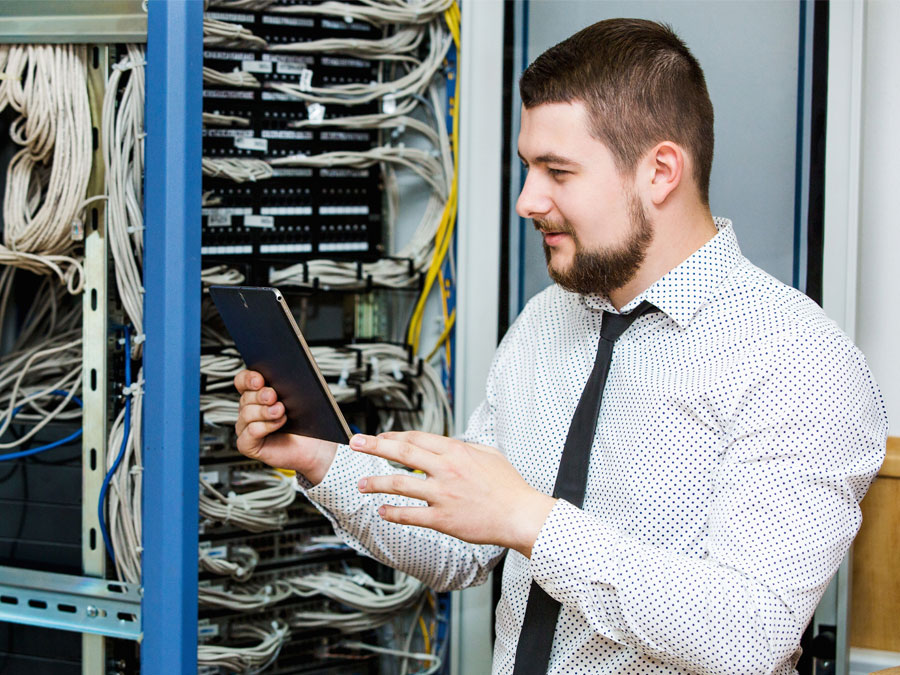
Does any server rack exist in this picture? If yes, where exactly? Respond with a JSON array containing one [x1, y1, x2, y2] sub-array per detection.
[[0, 1, 484, 672]]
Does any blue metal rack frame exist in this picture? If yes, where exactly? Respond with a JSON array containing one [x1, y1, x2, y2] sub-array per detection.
[[142, 1, 203, 672]]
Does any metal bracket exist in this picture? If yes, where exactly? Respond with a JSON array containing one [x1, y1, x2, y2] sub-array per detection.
[[83, 43, 110, 675], [0, 1, 147, 44], [0, 565, 142, 641]]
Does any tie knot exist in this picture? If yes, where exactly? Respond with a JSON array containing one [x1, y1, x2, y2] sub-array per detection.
[[600, 301, 658, 342]]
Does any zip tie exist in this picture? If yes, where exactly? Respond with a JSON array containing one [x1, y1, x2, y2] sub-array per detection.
[[122, 382, 142, 396], [370, 356, 380, 380], [337, 367, 349, 388], [392, 364, 403, 381], [132, 333, 146, 346]]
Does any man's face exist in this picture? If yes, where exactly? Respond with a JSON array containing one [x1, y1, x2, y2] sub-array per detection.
[[515, 101, 653, 297]]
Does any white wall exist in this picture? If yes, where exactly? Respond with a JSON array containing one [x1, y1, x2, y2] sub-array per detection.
[[517, 0, 803, 308], [856, 0, 900, 434]]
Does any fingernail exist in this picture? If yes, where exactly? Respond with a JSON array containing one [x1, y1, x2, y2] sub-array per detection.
[[358, 478, 367, 491], [252, 376, 261, 388], [350, 434, 368, 449], [378, 506, 386, 517]]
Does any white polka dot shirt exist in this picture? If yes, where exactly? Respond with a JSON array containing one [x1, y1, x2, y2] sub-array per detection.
[[299, 219, 887, 674]]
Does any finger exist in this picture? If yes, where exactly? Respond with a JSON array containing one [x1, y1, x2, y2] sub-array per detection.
[[236, 401, 284, 439], [378, 430, 457, 455], [234, 370, 265, 394], [359, 473, 432, 502], [377, 504, 441, 530], [349, 434, 444, 474], [237, 418, 287, 453], [240, 386, 279, 408]]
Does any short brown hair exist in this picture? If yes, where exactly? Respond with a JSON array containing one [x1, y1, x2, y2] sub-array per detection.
[[520, 19, 714, 204]]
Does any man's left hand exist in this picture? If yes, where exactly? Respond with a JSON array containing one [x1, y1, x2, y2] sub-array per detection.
[[350, 431, 557, 558]]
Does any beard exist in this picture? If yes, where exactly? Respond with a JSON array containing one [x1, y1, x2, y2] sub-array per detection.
[[537, 193, 653, 297]]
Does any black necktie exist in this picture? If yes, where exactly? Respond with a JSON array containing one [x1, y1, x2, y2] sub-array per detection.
[[512, 301, 658, 675]]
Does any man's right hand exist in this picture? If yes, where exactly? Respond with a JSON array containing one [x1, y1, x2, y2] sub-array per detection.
[[234, 369, 338, 485]]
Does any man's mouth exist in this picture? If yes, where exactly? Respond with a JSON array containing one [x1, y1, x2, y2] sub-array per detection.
[[542, 231, 569, 246]]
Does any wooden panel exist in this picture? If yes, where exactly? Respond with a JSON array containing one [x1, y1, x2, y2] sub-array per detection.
[[882, 436, 900, 478], [850, 437, 900, 651]]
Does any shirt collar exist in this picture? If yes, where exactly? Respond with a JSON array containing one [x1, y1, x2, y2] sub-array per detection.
[[578, 217, 743, 328]]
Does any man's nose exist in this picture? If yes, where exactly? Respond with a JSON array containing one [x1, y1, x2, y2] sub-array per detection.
[[515, 171, 552, 220]]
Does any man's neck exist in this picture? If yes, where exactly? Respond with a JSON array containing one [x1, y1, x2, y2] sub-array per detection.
[[608, 205, 717, 311]]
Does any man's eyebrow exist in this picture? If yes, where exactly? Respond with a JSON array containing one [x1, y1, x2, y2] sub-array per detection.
[[517, 151, 580, 167]]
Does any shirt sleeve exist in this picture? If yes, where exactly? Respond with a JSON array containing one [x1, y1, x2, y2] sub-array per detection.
[[528, 332, 887, 675], [296, 442, 504, 591]]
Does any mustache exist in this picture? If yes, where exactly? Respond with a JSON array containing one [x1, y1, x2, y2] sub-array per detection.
[[533, 219, 575, 236]]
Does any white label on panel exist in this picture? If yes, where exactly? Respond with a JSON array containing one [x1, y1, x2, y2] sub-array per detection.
[[319, 242, 369, 252], [260, 206, 313, 216], [234, 137, 268, 152], [206, 212, 232, 227], [202, 207, 252, 216], [205, 128, 252, 138], [277, 61, 309, 76], [244, 215, 275, 228], [261, 129, 313, 140], [262, 15, 314, 27], [319, 205, 369, 216], [241, 60, 273, 74]]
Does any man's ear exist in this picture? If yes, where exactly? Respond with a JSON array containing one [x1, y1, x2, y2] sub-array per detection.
[[645, 141, 684, 206]]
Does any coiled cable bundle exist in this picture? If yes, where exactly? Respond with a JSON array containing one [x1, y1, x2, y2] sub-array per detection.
[[0, 44, 93, 294]]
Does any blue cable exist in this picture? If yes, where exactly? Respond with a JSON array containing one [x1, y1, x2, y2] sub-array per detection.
[[98, 326, 133, 566], [0, 390, 84, 462]]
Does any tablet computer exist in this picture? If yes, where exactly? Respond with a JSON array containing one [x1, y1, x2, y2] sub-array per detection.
[[208, 285, 352, 444]]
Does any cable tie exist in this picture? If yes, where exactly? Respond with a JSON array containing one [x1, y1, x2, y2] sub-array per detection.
[[132, 333, 146, 346], [307, 102, 325, 124], [370, 357, 380, 380], [224, 503, 233, 524], [337, 367, 349, 388], [122, 382, 142, 396]]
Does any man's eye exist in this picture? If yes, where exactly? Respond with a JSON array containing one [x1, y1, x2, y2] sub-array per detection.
[[548, 168, 567, 177]]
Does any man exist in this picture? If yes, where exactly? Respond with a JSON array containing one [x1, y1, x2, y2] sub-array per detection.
[[234, 19, 886, 674]]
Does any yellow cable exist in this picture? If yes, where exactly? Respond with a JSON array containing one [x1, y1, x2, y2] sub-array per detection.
[[408, 185, 456, 352], [418, 615, 431, 656], [425, 308, 456, 362], [407, 29, 460, 353], [442, 275, 452, 366], [438, 267, 451, 367], [407, 2, 461, 353]]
